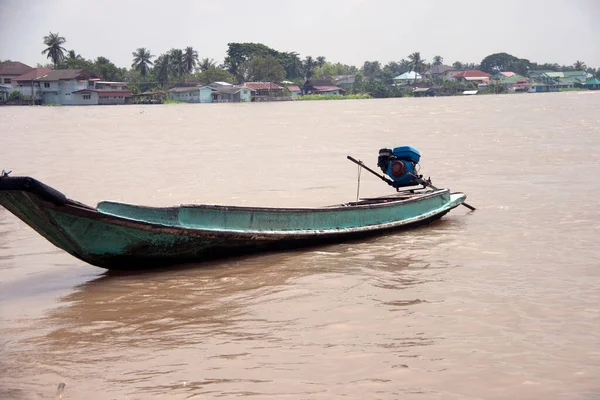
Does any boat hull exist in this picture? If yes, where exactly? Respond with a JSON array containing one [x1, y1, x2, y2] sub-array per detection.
[[0, 176, 466, 270]]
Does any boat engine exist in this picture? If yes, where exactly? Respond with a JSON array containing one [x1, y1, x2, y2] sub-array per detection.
[[377, 146, 422, 188]]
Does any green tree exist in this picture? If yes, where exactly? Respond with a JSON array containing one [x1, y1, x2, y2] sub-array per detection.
[[573, 60, 586, 71], [246, 55, 285, 82], [132, 47, 154, 77], [432, 55, 443, 66], [339, 64, 358, 74], [184, 46, 199, 73], [8, 91, 24, 101], [313, 62, 339, 78], [408, 52, 426, 85], [123, 69, 154, 94], [408, 52, 426, 74], [41, 32, 67, 67], [313, 62, 356, 78], [384, 61, 409, 76], [153, 54, 170, 86], [480, 52, 531, 75], [94, 56, 125, 81], [57, 57, 95, 71], [168, 49, 186, 78], [304, 56, 316, 79], [198, 57, 216, 71], [223, 42, 281, 76], [195, 66, 234, 84], [283, 52, 304, 80], [362, 61, 382, 79], [67, 50, 82, 60], [316, 56, 326, 68]]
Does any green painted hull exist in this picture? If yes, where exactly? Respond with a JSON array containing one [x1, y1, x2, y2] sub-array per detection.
[[0, 176, 466, 270]]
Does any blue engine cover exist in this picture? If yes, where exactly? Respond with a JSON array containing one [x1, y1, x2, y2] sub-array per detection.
[[392, 146, 421, 163]]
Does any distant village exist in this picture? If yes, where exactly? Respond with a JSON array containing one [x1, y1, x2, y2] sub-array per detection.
[[1, 60, 598, 107]]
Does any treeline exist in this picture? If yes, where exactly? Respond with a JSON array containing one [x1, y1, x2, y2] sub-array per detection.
[[2, 32, 598, 97]]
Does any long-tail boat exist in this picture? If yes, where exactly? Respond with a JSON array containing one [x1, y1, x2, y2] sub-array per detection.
[[0, 147, 474, 270]]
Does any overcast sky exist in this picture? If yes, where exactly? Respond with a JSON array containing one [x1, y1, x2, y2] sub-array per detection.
[[1, 0, 599, 69]]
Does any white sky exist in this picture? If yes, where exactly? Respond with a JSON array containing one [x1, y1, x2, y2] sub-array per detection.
[[1, 0, 599, 69]]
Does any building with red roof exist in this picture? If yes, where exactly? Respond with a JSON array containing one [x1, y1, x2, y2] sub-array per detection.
[[0, 61, 33, 85], [303, 79, 344, 95], [242, 82, 284, 100], [452, 70, 491, 82], [11, 68, 53, 102]]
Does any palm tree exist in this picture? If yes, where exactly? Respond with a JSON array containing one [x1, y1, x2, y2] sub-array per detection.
[[132, 47, 154, 77], [199, 57, 216, 72], [284, 53, 304, 79], [362, 61, 382, 79], [573, 60, 586, 71], [184, 46, 199, 74], [153, 54, 170, 86], [316, 56, 326, 68], [41, 32, 67, 67], [408, 52, 426, 85], [304, 56, 316, 79], [433, 55, 443, 66], [169, 49, 186, 77], [67, 50, 82, 60], [399, 58, 412, 73]]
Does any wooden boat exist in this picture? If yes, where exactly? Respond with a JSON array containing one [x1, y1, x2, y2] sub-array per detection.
[[0, 176, 465, 271], [0, 149, 473, 270]]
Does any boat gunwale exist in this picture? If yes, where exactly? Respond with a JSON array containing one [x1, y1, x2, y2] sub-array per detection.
[[59, 194, 465, 238], [88, 191, 465, 237], [97, 189, 449, 215], [1, 175, 465, 238]]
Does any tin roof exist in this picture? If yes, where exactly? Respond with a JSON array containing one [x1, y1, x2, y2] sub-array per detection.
[[287, 85, 301, 92], [36, 69, 99, 81], [563, 70, 586, 77], [13, 68, 52, 82], [0, 61, 34, 76], [216, 86, 247, 94], [243, 82, 283, 90], [394, 71, 422, 80], [454, 70, 491, 78], [497, 74, 529, 84], [427, 65, 456, 75], [167, 86, 199, 93]]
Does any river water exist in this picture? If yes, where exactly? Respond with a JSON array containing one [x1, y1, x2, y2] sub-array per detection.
[[1, 92, 599, 399]]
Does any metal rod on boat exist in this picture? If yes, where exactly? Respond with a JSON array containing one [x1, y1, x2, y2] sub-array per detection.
[[346, 156, 394, 186], [347, 155, 476, 211], [408, 173, 476, 211], [461, 202, 476, 211]]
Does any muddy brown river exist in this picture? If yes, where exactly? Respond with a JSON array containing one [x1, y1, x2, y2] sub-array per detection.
[[1, 92, 599, 399]]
